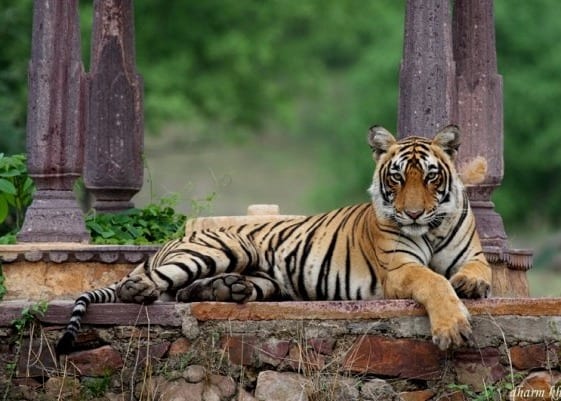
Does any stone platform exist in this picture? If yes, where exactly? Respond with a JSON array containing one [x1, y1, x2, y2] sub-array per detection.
[[0, 298, 560, 400]]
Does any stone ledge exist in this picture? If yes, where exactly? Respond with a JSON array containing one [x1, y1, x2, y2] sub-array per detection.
[[0, 243, 159, 263], [1, 298, 559, 327]]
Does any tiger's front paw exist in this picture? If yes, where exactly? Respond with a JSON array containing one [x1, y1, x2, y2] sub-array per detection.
[[177, 274, 253, 303], [450, 271, 491, 299], [430, 301, 472, 350], [117, 275, 160, 304]]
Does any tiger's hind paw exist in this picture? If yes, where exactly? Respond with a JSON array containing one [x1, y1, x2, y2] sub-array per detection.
[[117, 275, 160, 304], [176, 274, 253, 303]]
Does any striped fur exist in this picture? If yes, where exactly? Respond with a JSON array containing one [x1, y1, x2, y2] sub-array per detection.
[[56, 125, 491, 354]]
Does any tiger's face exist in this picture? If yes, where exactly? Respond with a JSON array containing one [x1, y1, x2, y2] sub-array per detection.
[[368, 125, 463, 236]]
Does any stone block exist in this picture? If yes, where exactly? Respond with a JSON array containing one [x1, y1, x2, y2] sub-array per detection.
[[399, 389, 435, 401], [258, 338, 290, 367], [66, 345, 123, 376], [510, 343, 560, 370], [453, 347, 505, 392], [169, 337, 192, 357], [254, 371, 309, 401], [343, 336, 445, 379], [221, 335, 258, 366], [510, 370, 561, 401]]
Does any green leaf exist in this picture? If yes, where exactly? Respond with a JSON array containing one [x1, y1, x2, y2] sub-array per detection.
[[0, 178, 16, 195], [0, 197, 8, 223]]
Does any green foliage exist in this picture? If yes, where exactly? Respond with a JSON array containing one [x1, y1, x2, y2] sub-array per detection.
[[0, 153, 35, 242], [2, 0, 561, 231], [2, 300, 48, 401], [81, 375, 112, 399], [12, 300, 47, 334], [85, 194, 214, 245], [0, 0, 31, 154]]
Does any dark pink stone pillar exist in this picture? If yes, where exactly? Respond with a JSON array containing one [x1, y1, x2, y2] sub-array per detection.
[[453, 0, 506, 250], [84, 0, 144, 212], [18, 0, 90, 243], [397, 0, 457, 138], [397, 0, 532, 293]]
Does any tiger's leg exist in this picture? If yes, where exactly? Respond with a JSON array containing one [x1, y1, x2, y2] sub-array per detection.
[[383, 264, 472, 350], [176, 273, 282, 302], [117, 233, 259, 303], [449, 259, 492, 299]]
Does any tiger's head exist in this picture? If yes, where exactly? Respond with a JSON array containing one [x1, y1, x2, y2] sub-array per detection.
[[368, 125, 463, 236]]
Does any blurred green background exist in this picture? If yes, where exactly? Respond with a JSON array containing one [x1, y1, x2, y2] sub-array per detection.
[[1, 1, 560, 295]]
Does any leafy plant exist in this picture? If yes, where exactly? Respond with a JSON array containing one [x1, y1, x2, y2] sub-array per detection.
[[0, 153, 35, 243], [2, 300, 48, 401], [86, 193, 214, 245]]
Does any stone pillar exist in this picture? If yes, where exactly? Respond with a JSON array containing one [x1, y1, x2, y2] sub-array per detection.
[[453, 0, 531, 295], [18, 0, 90, 243], [397, 0, 456, 138], [84, 0, 144, 212], [397, 0, 531, 295], [453, 0, 505, 249]]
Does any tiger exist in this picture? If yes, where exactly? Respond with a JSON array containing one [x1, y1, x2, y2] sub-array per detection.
[[56, 124, 491, 355]]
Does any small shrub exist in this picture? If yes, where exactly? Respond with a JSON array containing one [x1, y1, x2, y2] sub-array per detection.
[[86, 193, 214, 245], [0, 153, 35, 244]]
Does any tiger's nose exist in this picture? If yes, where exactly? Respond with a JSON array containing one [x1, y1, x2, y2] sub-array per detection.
[[404, 209, 423, 220]]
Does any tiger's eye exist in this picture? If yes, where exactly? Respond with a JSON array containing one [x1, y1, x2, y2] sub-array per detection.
[[426, 172, 438, 181], [390, 172, 402, 182]]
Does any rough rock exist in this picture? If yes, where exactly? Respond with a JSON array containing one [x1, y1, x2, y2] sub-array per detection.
[[361, 378, 400, 401], [44, 376, 80, 400], [67, 345, 123, 376], [258, 338, 290, 366], [183, 365, 206, 383], [399, 389, 436, 401], [169, 337, 192, 357], [509, 343, 559, 370], [510, 370, 561, 401], [254, 370, 309, 401], [344, 336, 445, 379], [453, 347, 505, 392]]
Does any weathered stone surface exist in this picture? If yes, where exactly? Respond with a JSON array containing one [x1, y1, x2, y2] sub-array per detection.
[[399, 389, 435, 401], [361, 378, 400, 401], [221, 335, 258, 366], [2, 261, 132, 300], [308, 337, 336, 355], [44, 376, 80, 400], [453, 347, 505, 392], [67, 345, 123, 376], [238, 388, 258, 401], [16, 338, 57, 377], [284, 343, 325, 372], [169, 337, 191, 357], [510, 370, 561, 401], [510, 343, 560, 370], [343, 336, 445, 379], [254, 371, 309, 401], [183, 365, 206, 383], [137, 341, 170, 365], [258, 338, 290, 367], [209, 374, 236, 399], [159, 379, 204, 401]]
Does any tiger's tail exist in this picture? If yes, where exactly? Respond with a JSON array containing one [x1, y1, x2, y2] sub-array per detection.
[[55, 284, 118, 355]]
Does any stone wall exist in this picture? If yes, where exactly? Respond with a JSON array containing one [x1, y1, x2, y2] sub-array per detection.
[[0, 299, 560, 401]]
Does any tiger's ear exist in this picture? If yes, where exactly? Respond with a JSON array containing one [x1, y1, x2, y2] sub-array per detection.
[[368, 126, 396, 161], [433, 125, 461, 160]]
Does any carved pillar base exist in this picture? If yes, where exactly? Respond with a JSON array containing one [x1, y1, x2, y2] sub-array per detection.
[[17, 190, 90, 243], [466, 184, 507, 250], [88, 189, 136, 212]]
